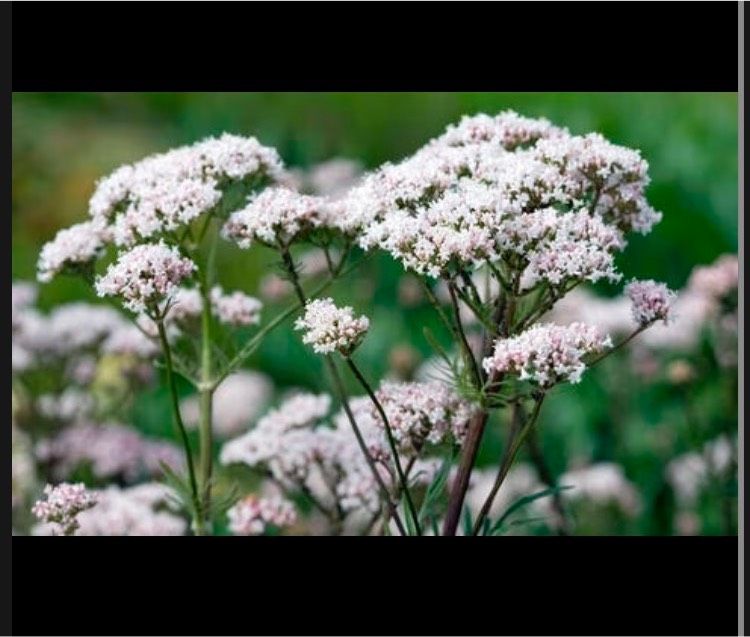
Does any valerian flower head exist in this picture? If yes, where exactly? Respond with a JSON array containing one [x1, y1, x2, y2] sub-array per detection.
[[37, 220, 108, 282], [94, 241, 196, 313], [88, 134, 285, 246], [624, 279, 676, 326], [482, 322, 612, 387], [31, 482, 97, 535], [221, 186, 331, 249], [227, 495, 297, 536], [294, 298, 369, 355], [341, 111, 658, 282]]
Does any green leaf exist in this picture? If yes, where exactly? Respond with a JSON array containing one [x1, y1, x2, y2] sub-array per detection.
[[404, 505, 417, 537], [491, 485, 573, 535], [418, 456, 452, 525]]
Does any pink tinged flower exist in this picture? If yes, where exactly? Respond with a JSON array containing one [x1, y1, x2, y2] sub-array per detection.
[[31, 483, 97, 535], [210, 286, 263, 326], [625, 279, 676, 326], [221, 186, 330, 248], [88, 134, 284, 246], [37, 220, 108, 283], [227, 495, 297, 536], [294, 298, 369, 355], [482, 322, 612, 387], [94, 241, 196, 313]]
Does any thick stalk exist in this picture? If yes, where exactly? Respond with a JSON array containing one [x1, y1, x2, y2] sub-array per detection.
[[472, 395, 545, 534], [345, 356, 421, 535], [155, 319, 203, 535], [442, 286, 509, 536], [198, 289, 214, 531]]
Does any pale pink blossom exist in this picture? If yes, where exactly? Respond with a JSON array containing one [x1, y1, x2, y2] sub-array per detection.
[[227, 495, 297, 536], [625, 279, 676, 326], [483, 322, 612, 386], [295, 298, 369, 355], [95, 242, 196, 313], [37, 220, 108, 282], [32, 483, 97, 535]]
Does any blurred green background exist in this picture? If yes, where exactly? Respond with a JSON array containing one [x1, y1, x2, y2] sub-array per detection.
[[12, 93, 738, 535]]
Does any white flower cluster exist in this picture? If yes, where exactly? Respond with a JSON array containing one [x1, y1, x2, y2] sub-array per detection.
[[12, 294, 158, 375], [341, 111, 659, 281], [95, 241, 196, 313], [36, 422, 183, 482], [366, 380, 477, 452], [33, 483, 186, 536], [624, 279, 676, 326], [560, 463, 641, 516], [12, 423, 36, 510], [294, 298, 370, 355], [227, 495, 297, 536], [686, 254, 738, 299], [221, 186, 331, 248], [36, 388, 95, 423], [88, 133, 284, 247], [219, 392, 332, 478], [307, 158, 363, 197], [210, 286, 263, 326], [180, 371, 273, 438], [666, 435, 734, 507], [31, 482, 97, 535], [482, 322, 612, 386], [37, 220, 108, 283]]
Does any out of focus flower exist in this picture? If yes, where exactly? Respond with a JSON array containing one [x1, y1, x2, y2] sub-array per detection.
[[559, 463, 641, 516], [180, 371, 274, 438], [307, 158, 363, 197], [35, 422, 183, 482], [666, 435, 735, 506], [666, 359, 696, 385], [210, 286, 263, 326]]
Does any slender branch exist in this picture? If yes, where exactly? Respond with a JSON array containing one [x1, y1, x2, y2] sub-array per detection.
[[472, 394, 546, 535], [587, 324, 649, 369], [416, 276, 456, 337], [326, 357, 407, 535], [279, 245, 407, 536], [447, 280, 483, 389], [155, 318, 202, 534], [345, 356, 422, 535]]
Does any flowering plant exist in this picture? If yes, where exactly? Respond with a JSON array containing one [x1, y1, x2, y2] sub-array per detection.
[[13, 111, 736, 537]]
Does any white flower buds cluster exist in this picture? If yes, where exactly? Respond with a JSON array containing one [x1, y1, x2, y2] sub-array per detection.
[[294, 298, 370, 355]]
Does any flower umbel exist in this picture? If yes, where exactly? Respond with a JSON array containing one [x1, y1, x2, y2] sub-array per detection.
[[31, 482, 97, 536], [625, 279, 676, 326], [295, 298, 370, 355], [482, 322, 612, 387], [94, 242, 196, 313]]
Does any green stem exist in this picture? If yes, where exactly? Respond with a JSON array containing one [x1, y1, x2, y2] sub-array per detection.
[[345, 356, 422, 535], [447, 280, 483, 389], [472, 395, 546, 535], [155, 319, 203, 535], [198, 283, 214, 532]]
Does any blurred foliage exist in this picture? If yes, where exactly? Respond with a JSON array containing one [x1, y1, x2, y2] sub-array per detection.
[[12, 93, 738, 535]]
